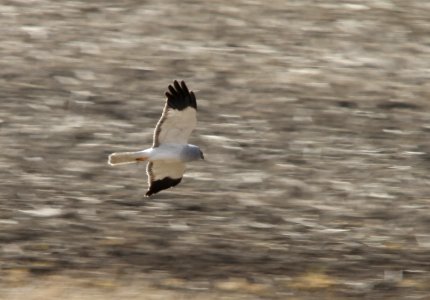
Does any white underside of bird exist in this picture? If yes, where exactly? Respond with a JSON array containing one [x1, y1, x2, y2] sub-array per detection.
[[108, 143, 201, 165]]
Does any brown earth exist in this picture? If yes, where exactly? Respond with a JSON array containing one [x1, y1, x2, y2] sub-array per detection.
[[1, 0, 430, 299]]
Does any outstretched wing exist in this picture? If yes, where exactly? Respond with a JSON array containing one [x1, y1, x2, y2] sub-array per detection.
[[146, 161, 186, 196], [152, 80, 197, 147]]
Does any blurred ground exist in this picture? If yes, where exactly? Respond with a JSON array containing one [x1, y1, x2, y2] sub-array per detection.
[[1, 0, 430, 299]]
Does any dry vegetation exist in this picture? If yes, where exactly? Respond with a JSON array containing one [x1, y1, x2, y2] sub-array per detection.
[[1, 0, 430, 299]]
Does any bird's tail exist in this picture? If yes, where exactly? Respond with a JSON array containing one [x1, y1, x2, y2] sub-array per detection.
[[108, 151, 149, 166]]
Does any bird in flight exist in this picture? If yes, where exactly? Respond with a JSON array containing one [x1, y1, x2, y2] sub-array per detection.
[[108, 80, 204, 196]]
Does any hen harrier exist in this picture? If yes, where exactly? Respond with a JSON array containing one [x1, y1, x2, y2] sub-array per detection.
[[108, 80, 204, 196]]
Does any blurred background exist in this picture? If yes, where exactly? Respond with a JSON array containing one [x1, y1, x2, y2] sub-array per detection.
[[1, 0, 430, 299]]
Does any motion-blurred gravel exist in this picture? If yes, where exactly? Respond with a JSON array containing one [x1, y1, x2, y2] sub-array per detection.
[[1, 0, 430, 299]]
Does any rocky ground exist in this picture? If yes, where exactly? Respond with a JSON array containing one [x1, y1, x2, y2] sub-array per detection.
[[1, 0, 430, 299]]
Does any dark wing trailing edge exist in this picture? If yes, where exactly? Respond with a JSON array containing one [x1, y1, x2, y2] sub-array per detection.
[[145, 161, 186, 197], [152, 80, 198, 147], [166, 80, 197, 110]]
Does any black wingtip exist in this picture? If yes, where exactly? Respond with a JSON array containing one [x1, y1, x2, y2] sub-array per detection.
[[165, 80, 197, 111], [145, 177, 183, 197]]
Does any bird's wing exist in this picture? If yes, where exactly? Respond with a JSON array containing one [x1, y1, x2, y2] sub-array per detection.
[[145, 161, 186, 196], [152, 80, 197, 147]]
